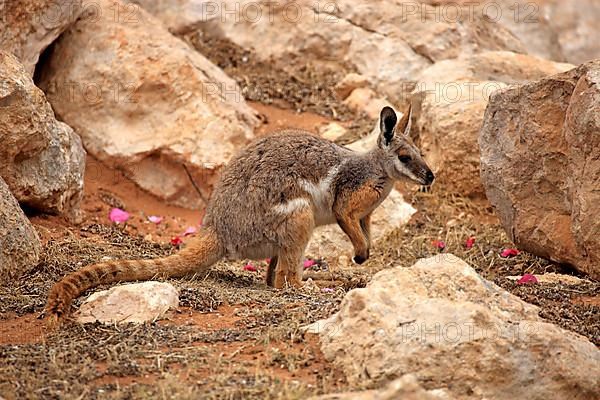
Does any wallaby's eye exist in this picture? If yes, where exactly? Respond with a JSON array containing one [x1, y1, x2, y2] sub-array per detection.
[[398, 155, 412, 164]]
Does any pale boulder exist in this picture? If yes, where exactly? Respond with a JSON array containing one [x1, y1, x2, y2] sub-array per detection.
[[422, 0, 565, 62], [0, 51, 85, 220], [344, 88, 392, 120], [413, 51, 573, 196], [541, 0, 600, 64], [0, 177, 42, 284], [0, 0, 83, 75], [76, 281, 179, 324], [311, 374, 452, 400], [311, 254, 600, 399], [318, 123, 347, 142], [38, 0, 259, 209], [334, 73, 369, 100], [132, 0, 525, 105], [480, 60, 600, 279]]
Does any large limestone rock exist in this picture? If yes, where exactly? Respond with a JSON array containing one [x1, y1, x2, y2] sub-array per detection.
[[310, 255, 600, 399], [76, 282, 179, 324], [0, 0, 83, 75], [541, 0, 600, 64], [413, 51, 573, 196], [38, 0, 259, 209], [0, 177, 42, 284], [0, 51, 85, 219], [423, 0, 564, 62], [131, 0, 525, 105], [480, 60, 600, 279]]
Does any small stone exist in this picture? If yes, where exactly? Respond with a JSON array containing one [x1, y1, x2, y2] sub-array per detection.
[[318, 122, 347, 142], [343, 88, 392, 120], [334, 73, 369, 100], [76, 282, 179, 324]]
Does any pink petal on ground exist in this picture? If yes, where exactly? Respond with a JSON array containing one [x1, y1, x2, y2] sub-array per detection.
[[465, 237, 476, 249], [303, 259, 317, 269], [322, 288, 335, 293], [183, 226, 197, 236], [109, 208, 129, 223], [243, 263, 257, 272], [501, 248, 520, 258], [170, 236, 183, 246], [517, 274, 538, 285], [433, 240, 446, 250], [147, 215, 163, 224]]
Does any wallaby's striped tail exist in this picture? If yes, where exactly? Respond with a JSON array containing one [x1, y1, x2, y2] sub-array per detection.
[[46, 228, 223, 319]]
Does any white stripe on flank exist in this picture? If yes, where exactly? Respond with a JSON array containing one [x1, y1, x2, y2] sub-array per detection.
[[299, 165, 341, 209], [299, 165, 342, 225], [273, 198, 311, 214]]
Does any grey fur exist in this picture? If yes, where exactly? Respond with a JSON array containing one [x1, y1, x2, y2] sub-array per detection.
[[203, 107, 434, 261]]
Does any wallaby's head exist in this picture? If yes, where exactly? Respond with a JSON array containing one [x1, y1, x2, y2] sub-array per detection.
[[377, 106, 435, 186]]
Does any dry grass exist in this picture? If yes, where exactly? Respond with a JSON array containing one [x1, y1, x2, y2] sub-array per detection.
[[0, 188, 597, 399]]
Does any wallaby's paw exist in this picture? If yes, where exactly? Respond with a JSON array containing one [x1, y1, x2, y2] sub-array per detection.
[[352, 251, 369, 265]]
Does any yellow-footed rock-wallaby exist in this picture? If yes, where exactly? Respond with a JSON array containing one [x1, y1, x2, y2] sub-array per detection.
[[47, 106, 434, 318]]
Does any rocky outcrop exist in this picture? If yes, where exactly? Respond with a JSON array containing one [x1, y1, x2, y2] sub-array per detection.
[[541, 0, 600, 64], [413, 51, 573, 196], [76, 282, 179, 324], [0, 0, 83, 75], [421, 0, 565, 62], [480, 60, 600, 279], [0, 177, 41, 284], [38, 0, 259, 209], [310, 255, 600, 399], [0, 51, 85, 220], [132, 0, 526, 105]]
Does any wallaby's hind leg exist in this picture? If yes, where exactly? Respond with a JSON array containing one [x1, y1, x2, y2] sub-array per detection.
[[266, 256, 278, 287], [271, 206, 314, 289], [273, 247, 305, 288]]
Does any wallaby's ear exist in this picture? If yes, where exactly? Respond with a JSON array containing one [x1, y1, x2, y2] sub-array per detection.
[[380, 106, 397, 146], [397, 104, 412, 137]]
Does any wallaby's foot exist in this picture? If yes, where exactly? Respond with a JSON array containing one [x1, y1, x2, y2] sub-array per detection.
[[273, 271, 303, 289], [352, 249, 370, 265]]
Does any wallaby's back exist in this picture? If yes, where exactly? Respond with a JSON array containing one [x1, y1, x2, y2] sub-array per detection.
[[205, 131, 352, 256]]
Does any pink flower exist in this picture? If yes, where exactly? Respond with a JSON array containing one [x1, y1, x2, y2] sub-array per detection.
[[501, 248, 520, 258], [183, 226, 197, 236], [265, 258, 271, 264], [322, 288, 334, 293], [465, 237, 476, 249], [170, 236, 183, 246], [433, 240, 446, 250], [243, 263, 257, 272], [303, 259, 317, 269], [517, 274, 538, 285], [147, 215, 163, 224], [109, 208, 129, 223]]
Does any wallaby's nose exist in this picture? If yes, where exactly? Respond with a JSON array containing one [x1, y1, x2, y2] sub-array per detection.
[[425, 170, 435, 185]]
